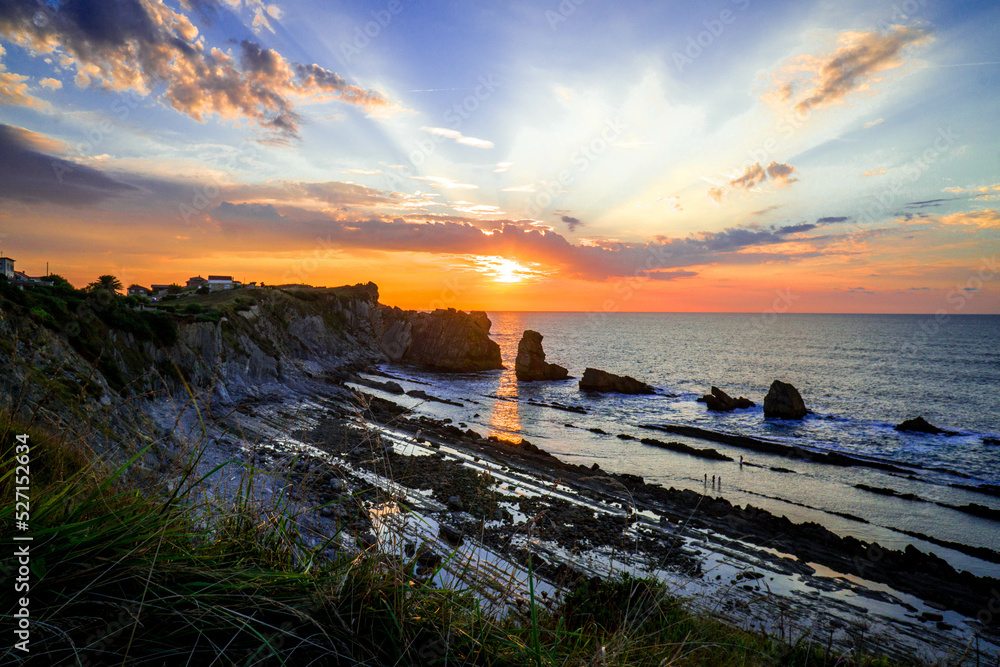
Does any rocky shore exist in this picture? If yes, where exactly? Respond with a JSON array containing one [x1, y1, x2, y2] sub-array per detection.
[[185, 376, 1000, 662], [5, 278, 998, 663]]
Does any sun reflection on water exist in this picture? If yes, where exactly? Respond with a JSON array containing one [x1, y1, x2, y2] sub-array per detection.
[[488, 312, 525, 442], [489, 372, 521, 442]]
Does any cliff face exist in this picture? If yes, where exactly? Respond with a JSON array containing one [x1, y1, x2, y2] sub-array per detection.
[[0, 281, 501, 424], [377, 307, 503, 372]]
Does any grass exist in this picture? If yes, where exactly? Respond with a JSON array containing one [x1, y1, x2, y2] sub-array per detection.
[[0, 404, 919, 667]]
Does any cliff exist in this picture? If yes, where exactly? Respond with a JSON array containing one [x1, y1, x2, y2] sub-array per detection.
[[0, 279, 500, 431]]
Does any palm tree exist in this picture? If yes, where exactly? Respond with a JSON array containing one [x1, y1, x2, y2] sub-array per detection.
[[87, 275, 123, 293]]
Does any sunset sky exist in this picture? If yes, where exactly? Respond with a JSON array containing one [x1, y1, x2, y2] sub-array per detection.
[[1, 0, 998, 312]]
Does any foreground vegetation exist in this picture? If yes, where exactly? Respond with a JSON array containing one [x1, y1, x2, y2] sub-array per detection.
[[0, 407, 911, 666]]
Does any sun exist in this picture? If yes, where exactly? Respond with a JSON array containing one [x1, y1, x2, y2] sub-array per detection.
[[472, 256, 545, 283], [493, 258, 525, 283]]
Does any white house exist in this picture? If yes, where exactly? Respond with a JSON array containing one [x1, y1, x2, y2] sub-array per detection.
[[208, 275, 239, 291], [0, 256, 15, 279]]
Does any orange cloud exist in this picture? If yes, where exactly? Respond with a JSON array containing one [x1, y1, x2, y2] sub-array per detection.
[[712, 161, 797, 201], [934, 209, 1000, 229], [764, 26, 930, 113], [941, 183, 1000, 194], [863, 168, 887, 176], [0, 44, 47, 108], [0, 1, 399, 140]]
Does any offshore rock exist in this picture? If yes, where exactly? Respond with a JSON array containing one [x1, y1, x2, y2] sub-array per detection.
[[895, 416, 957, 436], [697, 386, 755, 411], [378, 308, 503, 373], [579, 368, 654, 394], [515, 330, 570, 382], [763, 380, 807, 419]]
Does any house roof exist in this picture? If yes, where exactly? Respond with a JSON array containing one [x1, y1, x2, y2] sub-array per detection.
[[188, 275, 207, 281], [0, 256, 14, 262], [208, 275, 233, 281]]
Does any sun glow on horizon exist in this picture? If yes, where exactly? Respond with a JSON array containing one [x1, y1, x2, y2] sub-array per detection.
[[473, 256, 547, 283]]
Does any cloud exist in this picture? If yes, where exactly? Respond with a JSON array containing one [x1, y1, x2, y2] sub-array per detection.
[[712, 161, 798, 201], [941, 183, 1000, 194], [864, 118, 884, 128], [934, 209, 1000, 229], [421, 126, 494, 149], [845, 286, 874, 294], [38, 77, 62, 90], [341, 169, 382, 176], [905, 198, 950, 209], [765, 27, 930, 113], [493, 161, 513, 173], [0, 2, 398, 140], [731, 163, 766, 189], [0, 122, 137, 204], [751, 205, 781, 216], [862, 168, 887, 176], [210, 201, 284, 221], [409, 175, 478, 190], [560, 215, 582, 232], [816, 216, 851, 224], [656, 195, 682, 212], [638, 269, 698, 281], [776, 223, 816, 235], [765, 161, 797, 186], [501, 184, 536, 193], [0, 44, 48, 108]]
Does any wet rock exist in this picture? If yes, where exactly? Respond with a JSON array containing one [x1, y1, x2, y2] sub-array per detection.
[[405, 389, 463, 406], [639, 437, 732, 461], [358, 533, 378, 550], [579, 367, 654, 394], [984, 437, 1000, 446], [447, 495, 465, 511], [895, 416, 957, 435], [329, 478, 346, 494], [920, 611, 944, 622], [439, 523, 464, 546], [515, 330, 570, 381], [697, 386, 756, 411], [763, 380, 807, 419], [378, 307, 503, 372], [415, 544, 442, 569]]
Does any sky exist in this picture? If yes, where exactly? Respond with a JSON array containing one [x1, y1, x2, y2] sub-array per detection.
[[1, 0, 999, 313]]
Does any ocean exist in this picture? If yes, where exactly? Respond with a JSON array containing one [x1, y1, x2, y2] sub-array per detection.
[[374, 312, 1000, 568], [485, 312, 1000, 481]]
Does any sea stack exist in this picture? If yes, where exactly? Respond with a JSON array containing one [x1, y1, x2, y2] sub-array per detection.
[[578, 368, 654, 394], [762, 380, 807, 419], [697, 386, 755, 411], [514, 330, 570, 381]]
